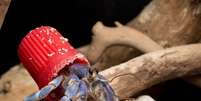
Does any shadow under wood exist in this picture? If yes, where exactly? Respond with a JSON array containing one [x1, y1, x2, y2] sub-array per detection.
[[92, 45, 143, 71]]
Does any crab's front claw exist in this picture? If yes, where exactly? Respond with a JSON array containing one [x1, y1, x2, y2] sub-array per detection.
[[68, 64, 119, 101]]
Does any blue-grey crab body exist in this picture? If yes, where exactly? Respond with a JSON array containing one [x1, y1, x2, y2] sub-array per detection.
[[24, 64, 119, 101]]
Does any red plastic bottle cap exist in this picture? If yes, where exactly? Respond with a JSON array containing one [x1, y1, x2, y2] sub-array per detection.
[[18, 26, 89, 88]]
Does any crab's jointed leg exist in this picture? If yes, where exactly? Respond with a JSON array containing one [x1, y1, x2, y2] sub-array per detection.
[[24, 75, 64, 101]]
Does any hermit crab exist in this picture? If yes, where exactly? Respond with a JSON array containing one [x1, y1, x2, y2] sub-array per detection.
[[18, 26, 119, 101]]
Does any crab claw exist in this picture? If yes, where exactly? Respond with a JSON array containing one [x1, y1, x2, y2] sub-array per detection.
[[61, 74, 88, 101], [68, 64, 119, 101]]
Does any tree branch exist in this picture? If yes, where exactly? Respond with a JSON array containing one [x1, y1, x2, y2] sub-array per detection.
[[100, 44, 201, 98], [87, 21, 163, 64]]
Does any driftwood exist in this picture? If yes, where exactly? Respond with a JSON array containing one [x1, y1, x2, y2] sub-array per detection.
[[0, 65, 155, 101], [87, 21, 163, 64], [84, 0, 201, 87], [1, 0, 201, 100], [85, 21, 201, 88], [86, 0, 201, 69], [100, 44, 201, 98], [87, 21, 163, 71], [1, 44, 200, 100], [0, 0, 11, 28], [80, 0, 201, 76]]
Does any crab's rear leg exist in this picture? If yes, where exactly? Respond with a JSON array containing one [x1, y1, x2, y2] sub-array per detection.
[[24, 75, 64, 101], [89, 71, 119, 101]]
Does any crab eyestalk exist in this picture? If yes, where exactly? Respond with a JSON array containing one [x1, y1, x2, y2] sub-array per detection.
[[18, 26, 118, 101]]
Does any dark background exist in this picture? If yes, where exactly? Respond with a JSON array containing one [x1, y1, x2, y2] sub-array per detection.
[[0, 0, 201, 100]]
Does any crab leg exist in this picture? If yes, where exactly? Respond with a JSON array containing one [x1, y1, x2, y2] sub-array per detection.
[[90, 72, 119, 101], [24, 75, 64, 101], [67, 64, 119, 101]]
